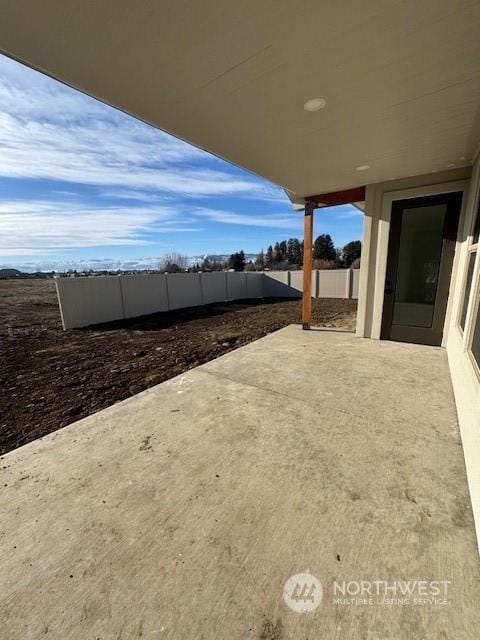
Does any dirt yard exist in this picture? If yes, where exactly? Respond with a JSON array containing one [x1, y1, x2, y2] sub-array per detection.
[[0, 279, 357, 454]]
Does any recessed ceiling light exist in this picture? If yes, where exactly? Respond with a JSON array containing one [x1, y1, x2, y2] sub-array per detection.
[[303, 97, 326, 112], [356, 164, 370, 171]]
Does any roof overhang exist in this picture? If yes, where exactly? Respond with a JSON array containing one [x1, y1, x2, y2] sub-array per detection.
[[306, 186, 366, 209], [1, 1, 479, 200]]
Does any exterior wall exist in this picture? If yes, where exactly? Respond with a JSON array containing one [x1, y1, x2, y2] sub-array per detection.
[[448, 328, 480, 548], [444, 153, 480, 546]]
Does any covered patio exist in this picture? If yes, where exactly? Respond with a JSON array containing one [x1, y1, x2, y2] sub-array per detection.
[[1, 326, 478, 638]]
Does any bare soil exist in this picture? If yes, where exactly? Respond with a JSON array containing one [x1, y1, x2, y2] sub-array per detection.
[[0, 279, 356, 454]]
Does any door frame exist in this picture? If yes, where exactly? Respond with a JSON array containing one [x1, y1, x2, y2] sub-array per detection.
[[380, 192, 463, 346], [369, 180, 470, 344]]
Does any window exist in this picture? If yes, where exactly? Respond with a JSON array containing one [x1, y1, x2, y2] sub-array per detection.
[[460, 253, 476, 330], [459, 201, 479, 332], [474, 204, 480, 244], [464, 199, 480, 372], [472, 300, 480, 368]]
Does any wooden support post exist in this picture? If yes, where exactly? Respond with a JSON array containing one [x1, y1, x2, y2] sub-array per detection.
[[302, 202, 314, 329]]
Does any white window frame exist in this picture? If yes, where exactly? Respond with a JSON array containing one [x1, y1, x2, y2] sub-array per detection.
[[458, 220, 479, 333], [460, 190, 480, 378], [467, 279, 480, 379]]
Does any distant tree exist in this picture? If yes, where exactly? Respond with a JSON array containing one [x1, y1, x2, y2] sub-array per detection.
[[334, 248, 345, 268], [343, 240, 362, 267], [313, 234, 336, 261], [286, 238, 295, 264], [212, 258, 227, 271], [164, 262, 182, 273], [245, 260, 256, 271], [159, 253, 189, 273], [265, 245, 274, 267], [279, 240, 287, 260], [255, 249, 265, 270], [287, 238, 302, 265], [228, 251, 246, 271], [201, 256, 226, 271], [313, 258, 336, 270], [273, 242, 283, 264]]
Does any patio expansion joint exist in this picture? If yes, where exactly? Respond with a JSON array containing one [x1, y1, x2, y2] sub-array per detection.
[[197, 361, 459, 439], [199, 365, 378, 427]]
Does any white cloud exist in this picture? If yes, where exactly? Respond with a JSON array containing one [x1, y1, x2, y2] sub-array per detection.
[[0, 200, 198, 256], [0, 56, 297, 260], [0, 112, 264, 196], [1, 256, 168, 272], [98, 189, 171, 203], [193, 207, 301, 229]]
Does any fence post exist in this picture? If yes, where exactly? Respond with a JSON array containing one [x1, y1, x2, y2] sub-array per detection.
[[313, 270, 319, 298], [198, 272, 205, 306], [165, 273, 171, 310], [345, 269, 352, 299], [118, 275, 127, 319]]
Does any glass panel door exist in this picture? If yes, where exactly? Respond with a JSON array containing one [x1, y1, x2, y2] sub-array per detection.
[[392, 204, 447, 328], [381, 192, 462, 346]]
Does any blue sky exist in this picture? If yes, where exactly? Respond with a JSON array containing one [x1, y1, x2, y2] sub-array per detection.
[[0, 54, 362, 269]]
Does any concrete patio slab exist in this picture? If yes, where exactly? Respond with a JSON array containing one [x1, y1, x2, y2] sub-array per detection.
[[0, 325, 479, 639]]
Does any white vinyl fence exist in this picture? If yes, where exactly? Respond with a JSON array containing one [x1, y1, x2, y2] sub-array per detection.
[[264, 270, 360, 299], [56, 269, 359, 329]]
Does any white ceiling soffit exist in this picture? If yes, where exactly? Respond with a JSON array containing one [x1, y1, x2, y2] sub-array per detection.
[[1, 1, 480, 199]]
